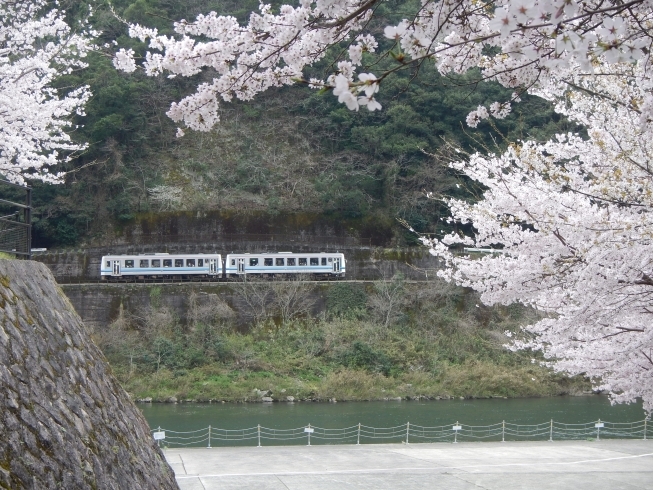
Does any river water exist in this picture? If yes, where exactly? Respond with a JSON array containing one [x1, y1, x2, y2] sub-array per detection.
[[141, 396, 646, 436]]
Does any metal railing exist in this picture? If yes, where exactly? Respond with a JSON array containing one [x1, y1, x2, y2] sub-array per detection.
[[0, 179, 31, 258], [151, 418, 650, 448]]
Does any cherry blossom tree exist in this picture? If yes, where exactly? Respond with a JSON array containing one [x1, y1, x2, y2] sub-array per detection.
[[423, 63, 653, 412], [0, 0, 94, 185], [114, 0, 652, 133]]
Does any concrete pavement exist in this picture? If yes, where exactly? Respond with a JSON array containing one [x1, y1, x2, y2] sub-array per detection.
[[165, 439, 653, 489]]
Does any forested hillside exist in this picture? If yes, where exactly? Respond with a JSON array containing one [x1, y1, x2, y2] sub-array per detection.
[[28, 0, 580, 248]]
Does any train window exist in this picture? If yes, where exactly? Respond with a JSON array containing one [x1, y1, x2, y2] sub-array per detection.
[[276, 258, 284, 266], [124, 260, 134, 268], [152, 259, 161, 267], [187, 259, 195, 267], [106, 261, 110, 267], [175, 259, 183, 267], [249, 258, 258, 266], [198, 259, 203, 267], [264, 258, 273, 266], [163, 259, 172, 267], [310, 258, 318, 266], [299, 258, 307, 266], [328, 257, 333, 262], [140, 260, 149, 268], [231, 259, 236, 265], [287, 258, 296, 266], [321, 258, 327, 266]]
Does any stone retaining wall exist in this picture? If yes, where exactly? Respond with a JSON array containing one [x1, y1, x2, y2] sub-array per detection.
[[0, 260, 178, 489]]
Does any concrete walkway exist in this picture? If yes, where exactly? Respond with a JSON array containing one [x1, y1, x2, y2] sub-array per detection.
[[165, 439, 653, 489]]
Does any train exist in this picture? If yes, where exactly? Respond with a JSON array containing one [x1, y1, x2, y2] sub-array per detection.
[[100, 252, 345, 281]]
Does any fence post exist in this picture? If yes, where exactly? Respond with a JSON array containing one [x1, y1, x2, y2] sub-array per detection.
[[357, 423, 361, 445], [157, 426, 161, 448], [258, 424, 261, 447], [644, 419, 647, 440], [549, 419, 553, 442], [596, 419, 601, 441], [454, 422, 459, 444], [406, 422, 410, 444], [502, 420, 505, 442], [208, 425, 211, 448], [307, 424, 311, 446]]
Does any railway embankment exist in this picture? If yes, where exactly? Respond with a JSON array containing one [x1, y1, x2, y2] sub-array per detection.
[[34, 245, 437, 283], [32, 209, 438, 282]]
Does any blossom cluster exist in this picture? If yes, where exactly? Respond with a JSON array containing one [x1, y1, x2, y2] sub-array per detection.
[[425, 65, 653, 412], [115, 0, 653, 134], [0, 0, 95, 184]]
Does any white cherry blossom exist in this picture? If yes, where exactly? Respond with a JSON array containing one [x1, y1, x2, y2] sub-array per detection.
[[0, 0, 94, 184], [425, 64, 653, 413], [113, 48, 137, 73], [113, 0, 653, 131]]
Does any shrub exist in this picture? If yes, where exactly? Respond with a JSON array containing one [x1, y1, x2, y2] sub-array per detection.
[[326, 283, 367, 318], [338, 341, 392, 376]]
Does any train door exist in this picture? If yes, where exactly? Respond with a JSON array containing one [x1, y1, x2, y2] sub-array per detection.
[[208, 258, 218, 275], [112, 260, 121, 277], [237, 258, 245, 274], [332, 257, 341, 273]]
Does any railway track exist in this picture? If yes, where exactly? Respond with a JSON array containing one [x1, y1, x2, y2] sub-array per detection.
[[58, 278, 431, 286]]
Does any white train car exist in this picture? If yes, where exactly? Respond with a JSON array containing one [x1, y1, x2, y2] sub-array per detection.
[[224, 252, 345, 278], [101, 253, 222, 280]]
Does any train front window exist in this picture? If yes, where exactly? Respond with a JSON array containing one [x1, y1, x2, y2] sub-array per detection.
[[231, 259, 235, 265], [287, 258, 296, 266], [276, 258, 284, 266], [321, 258, 327, 265], [310, 258, 318, 266], [124, 260, 134, 268], [249, 258, 258, 266], [106, 261, 110, 267], [299, 258, 307, 266], [140, 260, 149, 268], [264, 258, 273, 266], [187, 259, 195, 267], [163, 260, 172, 267], [152, 259, 161, 267], [175, 259, 183, 267], [198, 259, 203, 267]]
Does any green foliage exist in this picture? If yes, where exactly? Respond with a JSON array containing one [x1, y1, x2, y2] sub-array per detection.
[[95, 282, 588, 401], [338, 341, 392, 376], [27, 0, 584, 248], [326, 283, 367, 318], [53, 220, 79, 247], [149, 286, 162, 307]]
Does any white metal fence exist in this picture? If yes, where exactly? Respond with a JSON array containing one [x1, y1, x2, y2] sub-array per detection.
[[151, 419, 650, 447]]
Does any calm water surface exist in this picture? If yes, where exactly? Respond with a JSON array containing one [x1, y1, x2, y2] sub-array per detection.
[[140, 396, 645, 432]]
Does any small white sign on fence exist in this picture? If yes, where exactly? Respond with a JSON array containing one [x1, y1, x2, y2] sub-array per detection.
[[595, 423, 604, 428], [452, 425, 462, 431], [153, 431, 166, 440], [304, 428, 315, 433]]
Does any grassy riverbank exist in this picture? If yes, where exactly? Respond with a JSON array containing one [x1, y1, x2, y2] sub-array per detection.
[[94, 279, 590, 402], [121, 361, 587, 403]]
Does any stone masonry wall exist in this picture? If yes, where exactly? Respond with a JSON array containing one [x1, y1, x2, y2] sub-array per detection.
[[0, 260, 178, 490]]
